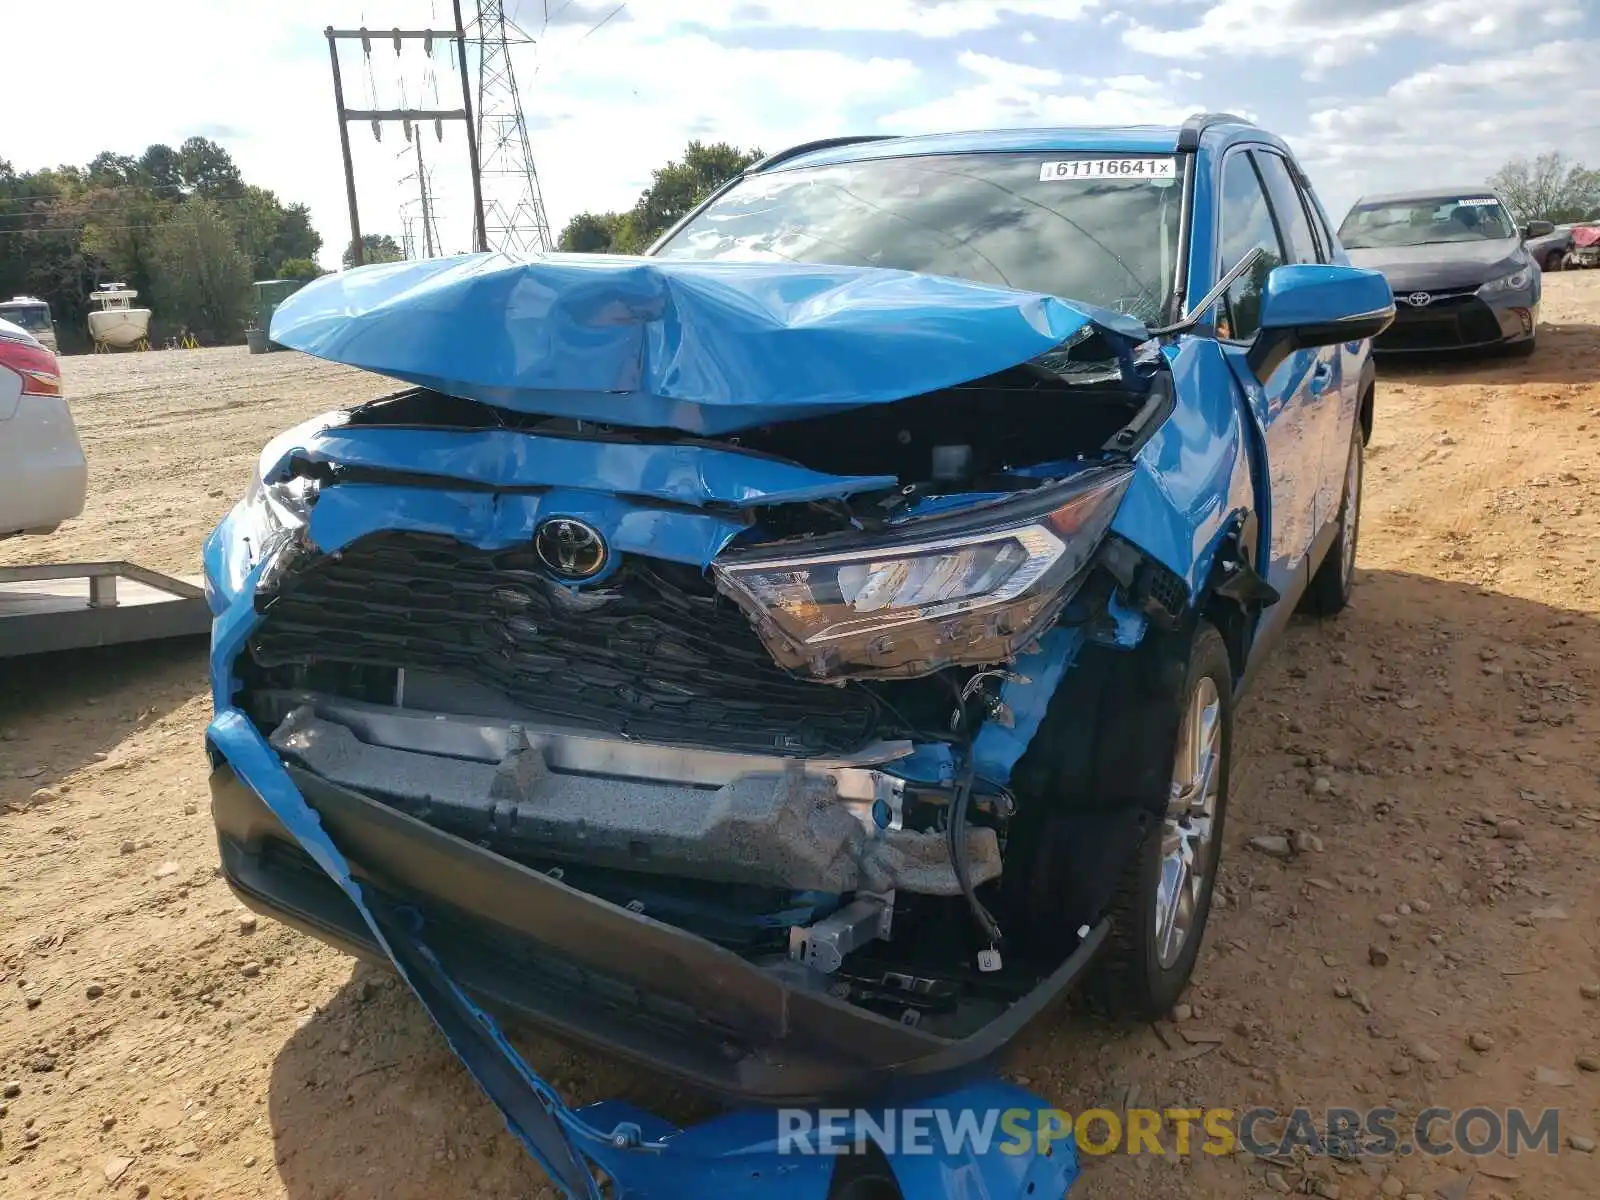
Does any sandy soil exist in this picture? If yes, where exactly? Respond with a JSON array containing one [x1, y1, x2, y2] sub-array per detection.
[[2, 278, 1598, 1200]]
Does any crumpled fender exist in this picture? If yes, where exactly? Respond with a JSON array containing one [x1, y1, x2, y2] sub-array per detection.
[[1110, 339, 1254, 599], [270, 252, 1148, 434]]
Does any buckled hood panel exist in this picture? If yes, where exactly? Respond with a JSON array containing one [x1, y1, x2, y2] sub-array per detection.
[[269, 253, 1149, 435]]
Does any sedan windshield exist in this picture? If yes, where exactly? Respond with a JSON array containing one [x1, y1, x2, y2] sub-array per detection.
[[653, 152, 1187, 326], [1338, 196, 1515, 249]]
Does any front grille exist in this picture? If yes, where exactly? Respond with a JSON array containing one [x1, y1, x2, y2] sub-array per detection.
[[1379, 293, 1503, 350], [250, 532, 885, 755]]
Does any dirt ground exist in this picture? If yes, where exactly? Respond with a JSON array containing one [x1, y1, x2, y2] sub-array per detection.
[[2, 276, 1598, 1200]]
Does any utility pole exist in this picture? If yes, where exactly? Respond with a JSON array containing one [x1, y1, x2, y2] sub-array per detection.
[[413, 136, 439, 258], [470, 1, 553, 254], [324, 21, 487, 266]]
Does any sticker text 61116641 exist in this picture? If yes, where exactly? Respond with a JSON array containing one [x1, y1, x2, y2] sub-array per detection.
[[1039, 158, 1176, 182]]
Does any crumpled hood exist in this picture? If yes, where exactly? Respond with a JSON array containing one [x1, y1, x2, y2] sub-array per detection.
[[1344, 238, 1526, 292], [270, 252, 1149, 435]]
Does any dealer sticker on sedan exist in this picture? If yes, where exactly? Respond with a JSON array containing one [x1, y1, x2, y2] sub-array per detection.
[[1039, 158, 1176, 182]]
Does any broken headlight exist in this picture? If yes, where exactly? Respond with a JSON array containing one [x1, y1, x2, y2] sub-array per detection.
[[203, 415, 335, 610], [713, 466, 1133, 679]]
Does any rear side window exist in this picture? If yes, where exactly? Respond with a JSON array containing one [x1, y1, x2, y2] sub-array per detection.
[[1215, 152, 1286, 341], [1253, 152, 1322, 265]]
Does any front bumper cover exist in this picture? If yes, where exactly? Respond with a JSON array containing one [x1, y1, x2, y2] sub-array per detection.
[[208, 707, 1092, 1196]]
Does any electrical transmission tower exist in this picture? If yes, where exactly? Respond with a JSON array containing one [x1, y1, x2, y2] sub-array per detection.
[[470, 1, 553, 254]]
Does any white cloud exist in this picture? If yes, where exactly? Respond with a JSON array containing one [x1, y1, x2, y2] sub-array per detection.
[[524, 35, 920, 236], [629, 0, 1100, 37], [955, 51, 1066, 89], [1124, 0, 1583, 69], [1287, 40, 1600, 221], [878, 65, 1209, 134]]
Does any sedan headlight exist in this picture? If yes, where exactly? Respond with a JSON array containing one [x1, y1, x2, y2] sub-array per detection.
[[713, 466, 1133, 680], [1478, 266, 1533, 295]]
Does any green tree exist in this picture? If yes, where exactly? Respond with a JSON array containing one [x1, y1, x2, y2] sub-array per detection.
[[148, 198, 252, 340], [343, 233, 405, 269], [629, 141, 762, 246], [178, 136, 245, 199], [1488, 152, 1600, 224], [277, 257, 325, 281], [557, 210, 628, 252], [556, 140, 762, 256], [139, 144, 183, 197]]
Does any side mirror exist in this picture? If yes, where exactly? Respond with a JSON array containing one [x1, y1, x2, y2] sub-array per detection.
[[1248, 264, 1394, 383], [1523, 220, 1555, 240]]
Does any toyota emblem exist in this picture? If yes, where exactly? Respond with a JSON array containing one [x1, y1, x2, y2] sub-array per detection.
[[534, 518, 608, 580], [1404, 291, 1432, 307]]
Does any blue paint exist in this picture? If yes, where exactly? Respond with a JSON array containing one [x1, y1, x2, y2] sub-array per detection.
[[305, 484, 749, 569], [1109, 339, 1252, 600], [1091, 591, 1150, 649], [267, 425, 898, 507], [207, 705, 1080, 1199], [270, 253, 1144, 434], [771, 125, 1192, 173], [1257, 264, 1394, 332], [970, 628, 1085, 785]]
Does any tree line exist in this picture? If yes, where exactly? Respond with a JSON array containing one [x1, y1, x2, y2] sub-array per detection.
[[556, 141, 763, 254], [0, 138, 323, 351], [1487, 152, 1600, 225]]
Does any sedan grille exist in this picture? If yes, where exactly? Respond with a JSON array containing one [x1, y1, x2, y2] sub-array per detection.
[[249, 532, 886, 755]]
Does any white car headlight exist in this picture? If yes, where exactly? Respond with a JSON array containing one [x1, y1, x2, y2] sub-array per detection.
[[713, 466, 1133, 680], [1478, 267, 1532, 295]]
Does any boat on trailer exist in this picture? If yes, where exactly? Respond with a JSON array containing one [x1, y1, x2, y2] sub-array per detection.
[[88, 284, 152, 351]]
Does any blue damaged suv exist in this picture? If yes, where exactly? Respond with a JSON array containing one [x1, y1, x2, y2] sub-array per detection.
[[203, 114, 1391, 1130]]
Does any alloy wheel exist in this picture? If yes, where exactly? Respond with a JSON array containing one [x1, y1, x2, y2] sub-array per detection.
[[1154, 676, 1222, 968]]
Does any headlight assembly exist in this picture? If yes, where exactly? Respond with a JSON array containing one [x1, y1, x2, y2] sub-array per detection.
[[713, 466, 1133, 680], [1478, 266, 1533, 295]]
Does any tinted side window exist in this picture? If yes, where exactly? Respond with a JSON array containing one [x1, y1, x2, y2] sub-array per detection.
[[1254, 151, 1321, 265], [1216, 152, 1286, 340]]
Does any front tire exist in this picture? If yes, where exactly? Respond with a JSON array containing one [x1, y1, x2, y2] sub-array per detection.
[[1543, 251, 1563, 272], [1081, 622, 1233, 1019]]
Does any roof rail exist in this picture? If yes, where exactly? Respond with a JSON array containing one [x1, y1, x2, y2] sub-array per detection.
[[1176, 112, 1257, 152], [749, 135, 899, 173]]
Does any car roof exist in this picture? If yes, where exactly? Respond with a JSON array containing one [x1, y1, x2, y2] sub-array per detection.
[[759, 116, 1278, 173], [1351, 187, 1503, 207]]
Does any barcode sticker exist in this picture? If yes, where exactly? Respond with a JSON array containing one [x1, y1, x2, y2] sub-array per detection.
[[1457, 197, 1499, 206], [1039, 158, 1176, 182]]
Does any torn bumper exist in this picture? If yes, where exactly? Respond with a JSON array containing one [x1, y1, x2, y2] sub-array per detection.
[[208, 709, 1083, 1198], [210, 707, 1106, 1106]]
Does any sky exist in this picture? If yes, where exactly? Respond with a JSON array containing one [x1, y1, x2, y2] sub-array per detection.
[[6, 0, 1598, 266]]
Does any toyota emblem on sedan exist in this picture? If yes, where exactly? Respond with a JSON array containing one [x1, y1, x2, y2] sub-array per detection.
[[535, 518, 608, 579], [1404, 291, 1433, 307]]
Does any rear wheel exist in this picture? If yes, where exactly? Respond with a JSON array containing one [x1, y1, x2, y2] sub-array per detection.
[[1305, 419, 1363, 616], [1081, 622, 1232, 1019]]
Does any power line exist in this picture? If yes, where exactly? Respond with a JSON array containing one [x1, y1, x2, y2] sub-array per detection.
[[472, 0, 553, 254]]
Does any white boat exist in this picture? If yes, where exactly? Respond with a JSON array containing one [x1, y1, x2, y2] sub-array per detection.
[[87, 284, 152, 351]]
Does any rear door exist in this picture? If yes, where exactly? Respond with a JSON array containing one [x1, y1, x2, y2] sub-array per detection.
[[1211, 147, 1325, 645]]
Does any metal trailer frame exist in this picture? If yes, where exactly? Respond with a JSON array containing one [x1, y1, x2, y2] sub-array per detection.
[[0, 561, 211, 658]]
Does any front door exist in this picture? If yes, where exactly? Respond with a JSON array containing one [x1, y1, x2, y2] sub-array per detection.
[[1210, 147, 1327, 658]]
